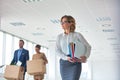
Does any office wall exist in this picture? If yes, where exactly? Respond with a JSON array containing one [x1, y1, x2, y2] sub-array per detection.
[[48, 43, 56, 80], [91, 59, 120, 80]]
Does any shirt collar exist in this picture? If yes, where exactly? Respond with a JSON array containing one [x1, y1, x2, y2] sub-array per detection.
[[19, 48, 23, 50], [62, 32, 75, 36]]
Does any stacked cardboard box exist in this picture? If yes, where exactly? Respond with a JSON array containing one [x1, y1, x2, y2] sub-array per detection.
[[27, 59, 46, 75], [4, 65, 24, 80]]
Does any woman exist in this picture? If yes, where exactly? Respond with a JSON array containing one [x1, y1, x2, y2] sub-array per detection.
[[56, 15, 91, 80], [32, 44, 48, 80]]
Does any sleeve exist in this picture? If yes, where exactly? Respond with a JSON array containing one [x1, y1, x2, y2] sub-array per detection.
[[10, 51, 16, 65], [32, 54, 35, 60], [42, 53, 48, 64], [26, 50, 29, 61], [78, 33, 91, 58], [21, 50, 29, 67], [55, 35, 67, 60]]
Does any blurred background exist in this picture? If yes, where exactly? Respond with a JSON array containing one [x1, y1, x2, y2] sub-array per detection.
[[0, 0, 120, 80]]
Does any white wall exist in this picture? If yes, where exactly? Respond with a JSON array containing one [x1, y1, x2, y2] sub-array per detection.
[[48, 42, 56, 80], [91, 59, 120, 80]]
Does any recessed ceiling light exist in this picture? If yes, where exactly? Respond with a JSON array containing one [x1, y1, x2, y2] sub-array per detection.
[[102, 24, 111, 27], [102, 29, 115, 32], [96, 17, 111, 22], [10, 22, 26, 26], [107, 37, 117, 40], [47, 40, 56, 42], [50, 19, 60, 24], [32, 32, 43, 36], [111, 44, 120, 46], [23, 0, 43, 3], [36, 27, 46, 30]]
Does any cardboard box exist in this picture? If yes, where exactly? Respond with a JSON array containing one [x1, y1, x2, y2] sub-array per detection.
[[27, 59, 46, 75], [4, 65, 24, 80]]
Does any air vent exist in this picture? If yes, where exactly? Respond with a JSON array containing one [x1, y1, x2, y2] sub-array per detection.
[[96, 17, 111, 22], [102, 24, 111, 27], [50, 19, 60, 24], [111, 44, 120, 46], [23, 0, 43, 3], [107, 38, 117, 40], [102, 29, 115, 32], [32, 32, 43, 36], [36, 27, 46, 30], [47, 40, 56, 42], [10, 22, 26, 26]]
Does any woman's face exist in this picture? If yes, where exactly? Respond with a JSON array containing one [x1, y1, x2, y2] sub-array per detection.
[[61, 18, 71, 30], [35, 47, 40, 53]]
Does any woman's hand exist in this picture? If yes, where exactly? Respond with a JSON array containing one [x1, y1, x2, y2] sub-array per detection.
[[20, 67, 24, 72], [67, 56, 87, 63], [80, 56, 87, 63], [43, 60, 48, 65], [67, 57, 74, 63]]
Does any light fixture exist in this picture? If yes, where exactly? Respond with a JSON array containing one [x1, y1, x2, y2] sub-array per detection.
[[47, 40, 56, 42], [102, 29, 115, 32], [32, 32, 43, 36], [102, 24, 111, 27], [36, 27, 46, 30], [23, 0, 43, 3], [50, 19, 60, 24], [10, 22, 26, 26], [96, 17, 111, 22]]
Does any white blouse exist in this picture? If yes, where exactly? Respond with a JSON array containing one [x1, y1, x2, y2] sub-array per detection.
[[55, 32, 91, 60]]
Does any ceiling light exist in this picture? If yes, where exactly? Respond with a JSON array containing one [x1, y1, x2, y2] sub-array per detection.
[[32, 32, 43, 36], [50, 19, 60, 24], [10, 22, 26, 26], [36, 27, 46, 30], [102, 24, 111, 27], [102, 29, 115, 32], [23, 0, 43, 3], [47, 40, 56, 42], [107, 38, 117, 40], [96, 17, 111, 22]]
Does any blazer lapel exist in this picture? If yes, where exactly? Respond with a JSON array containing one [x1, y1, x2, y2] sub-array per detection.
[[16, 50, 19, 61]]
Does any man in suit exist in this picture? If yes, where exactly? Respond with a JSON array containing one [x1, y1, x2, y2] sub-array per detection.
[[11, 40, 29, 80]]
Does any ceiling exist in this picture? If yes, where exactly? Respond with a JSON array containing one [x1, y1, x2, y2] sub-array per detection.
[[0, 0, 120, 60]]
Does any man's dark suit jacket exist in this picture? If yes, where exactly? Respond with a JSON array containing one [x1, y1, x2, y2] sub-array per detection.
[[11, 48, 29, 72]]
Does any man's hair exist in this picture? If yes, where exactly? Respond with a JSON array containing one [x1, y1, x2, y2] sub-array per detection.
[[35, 44, 41, 49], [19, 40, 24, 44]]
